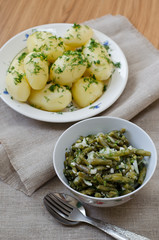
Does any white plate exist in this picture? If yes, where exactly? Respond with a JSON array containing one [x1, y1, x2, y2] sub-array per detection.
[[0, 23, 128, 123]]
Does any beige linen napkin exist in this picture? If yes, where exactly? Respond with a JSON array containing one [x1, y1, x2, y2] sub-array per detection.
[[0, 14, 159, 196]]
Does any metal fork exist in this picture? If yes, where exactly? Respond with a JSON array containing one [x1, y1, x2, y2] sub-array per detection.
[[44, 193, 150, 240]]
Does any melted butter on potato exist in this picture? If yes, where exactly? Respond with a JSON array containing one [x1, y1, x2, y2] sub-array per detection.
[[83, 38, 114, 81], [64, 24, 93, 47], [50, 50, 87, 85], [24, 52, 49, 90], [27, 31, 65, 62], [6, 49, 31, 102], [28, 83, 72, 111], [72, 76, 104, 108]]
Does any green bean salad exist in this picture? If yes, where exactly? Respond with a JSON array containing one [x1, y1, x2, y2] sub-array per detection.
[[64, 129, 151, 198]]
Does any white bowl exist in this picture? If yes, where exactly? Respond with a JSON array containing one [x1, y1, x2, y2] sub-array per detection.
[[53, 117, 157, 207]]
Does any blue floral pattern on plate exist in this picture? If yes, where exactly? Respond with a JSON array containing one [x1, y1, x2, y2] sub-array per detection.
[[89, 103, 101, 109], [3, 89, 8, 94], [23, 29, 37, 41], [23, 33, 29, 41], [103, 40, 109, 46]]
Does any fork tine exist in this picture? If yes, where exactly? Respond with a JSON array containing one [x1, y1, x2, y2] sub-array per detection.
[[44, 201, 65, 219], [44, 201, 57, 216], [44, 194, 72, 217], [49, 193, 73, 211], [44, 197, 68, 218]]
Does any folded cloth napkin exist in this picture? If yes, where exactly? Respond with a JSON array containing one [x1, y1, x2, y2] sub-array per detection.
[[0, 14, 159, 196]]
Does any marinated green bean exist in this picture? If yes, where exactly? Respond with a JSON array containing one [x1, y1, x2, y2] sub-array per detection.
[[138, 166, 147, 185], [63, 129, 151, 198]]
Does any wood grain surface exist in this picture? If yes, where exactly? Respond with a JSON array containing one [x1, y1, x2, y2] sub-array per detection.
[[0, 0, 159, 49]]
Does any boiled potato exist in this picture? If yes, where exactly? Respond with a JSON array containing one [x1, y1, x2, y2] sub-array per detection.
[[24, 52, 49, 90], [28, 83, 72, 111], [27, 31, 65, 62], [64, 24, 93, 47], [72, 76, 104, 108], [50, 50, 87, 85], [6, 72, 31, 102], [83, 38, 114, 81], [6, 56, 30, 102], [6, 49, 31, 102]]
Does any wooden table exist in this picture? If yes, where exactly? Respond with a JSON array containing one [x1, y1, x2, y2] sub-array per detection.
[[0, 1, 159, 240], [0, 0, 159, 49]]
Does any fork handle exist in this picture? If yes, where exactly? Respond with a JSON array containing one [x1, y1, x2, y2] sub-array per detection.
[[83, 216, 150, 240]]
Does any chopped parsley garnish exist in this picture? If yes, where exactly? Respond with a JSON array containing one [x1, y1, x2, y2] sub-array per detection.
[[113, 62, 121, 68], [35, 31, 45, 40], [7, 66, 15, 73], [44, 96, 50, 102], [103, 84, 107, 92], [66, 102, 77, 112], [53, 51, 86, 73], [77, 33, 81, 40], [54, 66, 63, 74], [13, 72, 24, 85], [94, 60, 100, 64], [58, 41, 64, 47], [49, 84, 59, 92], [103, 44, 110, 51], [28, 52, 47, 62], [76, 46, 84, 53], [33, 63, 42, 74], [105, 56, 121, 68], [83, 75, 98, 91], [18, 52, 27, 63], [104, 56, 112, 64], [73, 23, 81, 29], [56, 112, 63, 115], [64, 85, 71, 91], [84, 25, 89, 29], [68, 33, 74, 39], [87, 62, 92, 68], [39, 43, 50, 51], [26, 52, 47, 74], [48, 35, 57, 40], [49, 84, 65, 93], [88, 38, 99, 51]]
